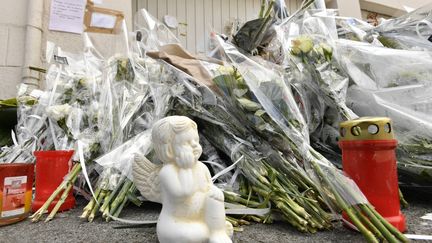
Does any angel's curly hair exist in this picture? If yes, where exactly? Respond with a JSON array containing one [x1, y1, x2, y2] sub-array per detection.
[[152, 116, 197, 164]]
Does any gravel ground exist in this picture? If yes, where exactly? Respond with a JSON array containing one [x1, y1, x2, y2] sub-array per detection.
[[1, 190, 431, 243]]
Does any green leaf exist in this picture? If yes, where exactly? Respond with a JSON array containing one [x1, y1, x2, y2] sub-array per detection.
[[0, 98, 18, 107], [255, 109, 266, 117], [237, 97, 261, 112]]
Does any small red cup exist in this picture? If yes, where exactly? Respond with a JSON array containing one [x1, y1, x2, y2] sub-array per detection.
[[32, 150, 75, 212]]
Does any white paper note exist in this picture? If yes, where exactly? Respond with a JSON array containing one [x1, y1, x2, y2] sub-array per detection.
[[90, 12, 117, 29], [49, 0, 86, 34]]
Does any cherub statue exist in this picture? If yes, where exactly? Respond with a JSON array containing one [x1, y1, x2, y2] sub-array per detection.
[[133, 116, 233, 243]]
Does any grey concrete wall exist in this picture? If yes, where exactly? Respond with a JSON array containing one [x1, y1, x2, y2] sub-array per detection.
[[0, 0, 133, 99], [0, 0, 27, 99]]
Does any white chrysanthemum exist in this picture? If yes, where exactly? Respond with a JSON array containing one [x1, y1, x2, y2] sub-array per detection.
[[46, 104, 72, 121], [63, 82, 74, 90], [89, 101, 99, 114]]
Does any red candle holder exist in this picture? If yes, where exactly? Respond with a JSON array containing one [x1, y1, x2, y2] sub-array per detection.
[[339, 117, 406, 232], [0, 163, 34, 226], [32, 150, 75, 213]]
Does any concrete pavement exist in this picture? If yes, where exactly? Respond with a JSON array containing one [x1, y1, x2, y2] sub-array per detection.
[[1, 190, 431, 242]]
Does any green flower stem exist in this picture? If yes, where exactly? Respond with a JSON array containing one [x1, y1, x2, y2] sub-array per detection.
[[98, 190, 112, 216], [99, 176, 126, 214], [273, 198, 308, 226], [126, 185, 142, 207], [236, 152, 328, 231], [81, 175, 109, 221], [126, 193, 142, 207], [281, 167, 313, 192], [250, 186, 272, 198], [226, 216, 239, 227], [30, 163, 82, 222], [310, 160, 377, 243], [355, 206, 384, 242], [99, 190, 113, 216], [109, 179, 133, 217], [308, 215, 325, 230], [365, 205, 409, 243], [253, 181, 311, 227], [245, 215, 268, 224], [399, 189, 409, 208], [301, 199, 332, 229], [358, 204, 398, 243], [112, 183, 138, 219], [269, 166, 332, 229], [275, 171, 324, 211], [80, 185, 102, 219], [45, 173, 78, 222], [263, 0, 274, 19], [113, 194, 128, 218], [281, 214, 308, 233], [346, 206, 377, 243], [234, 218, 251, 225], [273, 181, 310, 220], [224, 191, 266, 208], [88, 190, 107, 222], [103, 207, 110, 221], [258, 0, 266, 18], [308, 227, 318, 234]]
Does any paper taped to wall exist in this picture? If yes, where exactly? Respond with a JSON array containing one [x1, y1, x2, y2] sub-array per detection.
[[84, 3, 123, 34], [48, 0, 86, 34], [90, 12, 117, 29]]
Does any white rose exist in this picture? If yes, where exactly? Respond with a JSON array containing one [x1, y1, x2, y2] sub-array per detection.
[[46, 104, 72, 121], [291, 36, 314, 55], [89, 101, 99, 114], [63, 82, 73, 90]]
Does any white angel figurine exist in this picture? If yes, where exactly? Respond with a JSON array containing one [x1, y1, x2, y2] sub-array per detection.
[[133, 116, 233, 243]]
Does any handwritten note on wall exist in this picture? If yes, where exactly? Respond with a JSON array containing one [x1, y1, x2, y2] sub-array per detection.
[[49, 0, 86, 34]]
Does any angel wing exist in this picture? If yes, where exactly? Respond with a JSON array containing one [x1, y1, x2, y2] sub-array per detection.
[[132, 153, 162, 203]]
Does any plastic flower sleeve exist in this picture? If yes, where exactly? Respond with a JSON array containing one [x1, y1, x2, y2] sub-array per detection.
[[270, 24, 328, 135], [269, 12, 356, 161], [216, 36, 366, 193], [100, 56, 148, 147], [95, 130, 153, 180], [1, 38, 103, 163], [336, 39, 432, 186], [94, 58, 185, 180], [95, 23, 150, 154], [371, 4, 432, 50], [336, 39, 432, 89], [199, 134, 234, 187], [300, 9, 339, 41], [214, 36, 309, 146], [42, 36, 106, 207], [347, 85, 432, 186], [87, 50, 157, 216], [210, 38, 412, 243], [288, 17, 357, 121], [0, 86, 46, 163], [151, 59, 274, 194], [181, 81, 333, 229], [134, 8, 179, 52], [290, 80, 326, 134]]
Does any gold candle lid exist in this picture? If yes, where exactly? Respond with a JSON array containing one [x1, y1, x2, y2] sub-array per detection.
[[339, 117, 394, 141]]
